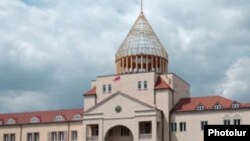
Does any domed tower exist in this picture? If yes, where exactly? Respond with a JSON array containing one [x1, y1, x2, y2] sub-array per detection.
[[115, 12, 168, 74]]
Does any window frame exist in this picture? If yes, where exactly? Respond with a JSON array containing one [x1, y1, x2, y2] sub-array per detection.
[[170, 122, 177, 132], [201, 121, 208, 130], [121, 126, 130, 136], [30, 116, 40, 123], [71, 131, 78, 141], [223, 119, 230, 125], [108, 84, 112, 93], [234, 119, 241, 125], [143, 81, 148, 90], [138, 81, 142, 90], [232, 102, 240, 108], [179, 122, 186, 132], [6, 118, 16, 124], [102, 84, 106, 93], [55, 115, 65, 122], [196, 104, 205, 111], [214, 103, 223, 110]]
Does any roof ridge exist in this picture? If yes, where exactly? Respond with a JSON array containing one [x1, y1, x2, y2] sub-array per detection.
[[0, 108, 83, 116]]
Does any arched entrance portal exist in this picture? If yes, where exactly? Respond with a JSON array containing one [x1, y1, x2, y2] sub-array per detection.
[[105, 125, 133, 141]]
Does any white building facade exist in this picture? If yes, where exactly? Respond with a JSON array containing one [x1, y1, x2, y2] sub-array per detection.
[[0, 11, 249, 141]]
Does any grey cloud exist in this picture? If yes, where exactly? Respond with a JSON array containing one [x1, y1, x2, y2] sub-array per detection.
[[0, 0, 249, 112]]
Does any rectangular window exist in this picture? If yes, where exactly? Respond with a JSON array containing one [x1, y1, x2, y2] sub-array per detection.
[[58, 132, 64, 141], [51, 132, 57, 141], [224, 120, 230, 125], [138, 81, 142, 90], [180, 122, 186, 132], [201, 121, 208, 130], [121, 127, 130, 136], [34, 133, 39, 141], [234, 119, 241, 125], [139, 121, 152, 134], [102, 85, 106, 93], [10, 134, 15, 141], [4, 134, 9, 141], [91, 125, 99, 136], [71, 131, 78, 141], [27, 133, 32, 141], [171, 122, 177, 132], [108, 84, 112, 92], [144, 81, 148, 89]]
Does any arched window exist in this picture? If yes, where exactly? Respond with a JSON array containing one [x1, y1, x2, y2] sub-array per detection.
[[138, 81, 142, 90], [30, 116, 40, 123], [144, 81, 148, 89], [214, 103, 222, 110], [108, 84, 112, 92], [6, 118, 16, 124], [196, 104, 205, 111], [232, 101, 240, 108], [55, 115, 65, 121], [72, 114, 81, 120]]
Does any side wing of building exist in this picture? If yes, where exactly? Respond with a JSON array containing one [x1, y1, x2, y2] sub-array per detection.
[[170, 96, 250, 141], [0, 109, 83, 141]]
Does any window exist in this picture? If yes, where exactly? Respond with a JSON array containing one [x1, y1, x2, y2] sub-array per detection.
[[34, 133, 39, 141], [27, 133, 32, 141], [55, 115, 65, 121], [6, 118, 16, 124], [138, 81, 142, 90], [232, 102, 240, 108], [234, 119, 241, 125], [4, 134, 9, 141], [214, 103, 222, 110], [0, 120, 2, 125], [10, 134, 15, 141], [139, 121, 152, 134], [108, 84, 112, 92], [196, 104, 205, 111], [144, 81, 148, 89], [121, 127, 130, 136], [170, 122, 177, 132], [72, 114, 81, 120], [71, 131, 78, 141], [102, 84, 106, 93], [58, 132, 64, 141], [145, 123, 151, 133], [201, 121, 208, 130], [224, 120, 230, 125], [180, 122, 186, 132], [51, 132, 57, 141], [91, 125, 99, 136], [30, 117, 40, 123], [3, 134, 16, 141]]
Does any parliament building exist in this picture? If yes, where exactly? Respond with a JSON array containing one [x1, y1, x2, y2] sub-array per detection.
[[1, 9, 249, 141]]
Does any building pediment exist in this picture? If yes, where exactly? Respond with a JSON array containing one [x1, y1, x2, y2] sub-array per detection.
[[84, 92, 159, 120]]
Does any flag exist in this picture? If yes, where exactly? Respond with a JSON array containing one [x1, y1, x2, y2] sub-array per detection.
[[113, 76, 121, 81]]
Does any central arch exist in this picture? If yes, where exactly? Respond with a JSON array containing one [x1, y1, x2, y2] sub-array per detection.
[[105, 125, 134, 141]]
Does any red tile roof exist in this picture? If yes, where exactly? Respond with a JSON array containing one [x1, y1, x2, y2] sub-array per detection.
[[172, 96, 247, 112], [155, 77, 172, 90], [243, 103, 250, 108], [0, 108, 83, 126], [84, 86, 96, 96]]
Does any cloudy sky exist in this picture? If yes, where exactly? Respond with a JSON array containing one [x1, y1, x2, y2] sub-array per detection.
[[0, 0, 249, 113]]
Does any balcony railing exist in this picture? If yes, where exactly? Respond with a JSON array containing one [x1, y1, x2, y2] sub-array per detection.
[[87, 136, 98, 141], [139, 134, 152, 139]]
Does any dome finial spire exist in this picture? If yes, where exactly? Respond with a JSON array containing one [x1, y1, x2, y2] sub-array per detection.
[[141, 0, 143, 13]]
